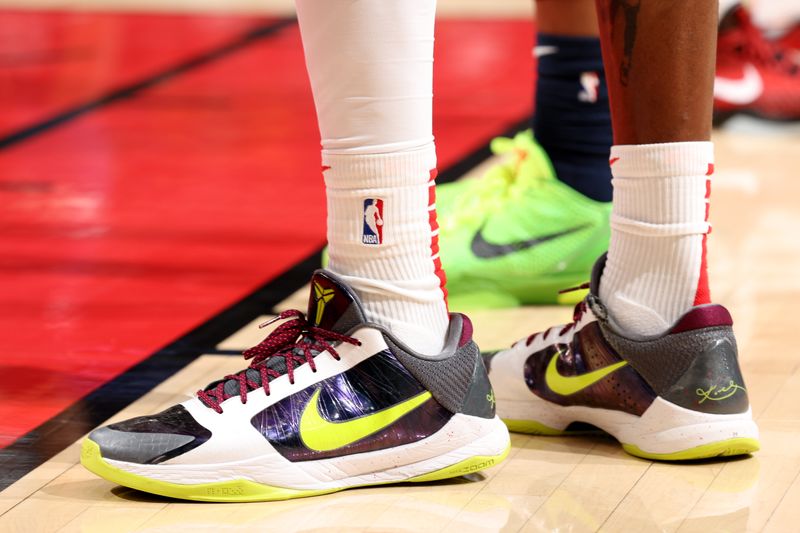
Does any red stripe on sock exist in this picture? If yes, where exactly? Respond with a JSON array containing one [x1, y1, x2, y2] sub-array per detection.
[[694, 234, 711, 305], [428, 169, 448, 309], [694, 176, 712, 305], [432, 256, 448, 303], [321, 165, 331, 172], [429, 209, 439, 232], [609, 157, 620, 166]]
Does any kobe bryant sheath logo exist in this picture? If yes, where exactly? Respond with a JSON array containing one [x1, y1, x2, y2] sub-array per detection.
[[312, 281, 335, 326], [362, 199, 384, 245]]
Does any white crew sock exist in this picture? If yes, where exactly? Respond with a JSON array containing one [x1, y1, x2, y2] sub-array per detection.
[[296, 0, 448, 355], [600, 142, 714, 337]]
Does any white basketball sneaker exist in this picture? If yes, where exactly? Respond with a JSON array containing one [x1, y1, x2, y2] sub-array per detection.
[[81, 270, 509, 501], [485, 254, 759, 461]]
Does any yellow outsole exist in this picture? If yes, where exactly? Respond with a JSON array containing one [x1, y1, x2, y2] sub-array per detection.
[[80, 438, 510, 502], [502, 418, 570, 436], [622, 438, 760, 461], [502, 419, 759, 462]]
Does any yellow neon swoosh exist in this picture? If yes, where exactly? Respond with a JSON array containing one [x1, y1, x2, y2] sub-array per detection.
[[544, 351, 627, 396], [299, 389, 432, 452]]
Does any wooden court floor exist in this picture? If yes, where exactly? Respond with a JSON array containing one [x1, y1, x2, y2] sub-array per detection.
[[2, 3, 800, 533], [1, 126, 799, 532]]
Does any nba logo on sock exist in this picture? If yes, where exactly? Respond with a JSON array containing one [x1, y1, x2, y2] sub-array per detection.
[[578, 71, 600, 103], [362, 198, 384, 245]]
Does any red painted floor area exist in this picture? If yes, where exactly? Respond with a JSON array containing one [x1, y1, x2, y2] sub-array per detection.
[[0, 10, 270, 136], [0, 13, 533, 447]]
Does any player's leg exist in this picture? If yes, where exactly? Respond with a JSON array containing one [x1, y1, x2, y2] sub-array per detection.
[[487, 0, 759, 460], [296, 0, 447, 356], [436, 0, 613, 308], [534, 0, 612, 203], [79, 0, 509, 501], [595, 0, 717, 331]]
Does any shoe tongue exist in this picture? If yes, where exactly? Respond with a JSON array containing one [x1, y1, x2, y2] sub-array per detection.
[[212, 270, 367, 403], [590, 252, 608, 295], [306, 269, 368, 334]]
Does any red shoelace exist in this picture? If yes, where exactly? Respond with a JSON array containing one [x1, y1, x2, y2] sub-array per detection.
[[521, 283, 591, 348], [197, 309, 361, 413]]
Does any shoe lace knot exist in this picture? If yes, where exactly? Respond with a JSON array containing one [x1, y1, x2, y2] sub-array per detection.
[[197, 309, 361, 413], [560, 297, 590, 336], [491, 129, 555, 190], [444, 130, 554, 230], [520, 283, 591, 348]]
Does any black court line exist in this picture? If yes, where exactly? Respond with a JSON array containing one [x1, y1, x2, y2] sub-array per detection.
[[0, 251, 320, 490], [0, 18, 295, 151], [0, 114, 532, 492]]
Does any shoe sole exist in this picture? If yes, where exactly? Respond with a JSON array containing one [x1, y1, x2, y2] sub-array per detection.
[[81, 415, 510, 502], [498, 397, 760, 461]]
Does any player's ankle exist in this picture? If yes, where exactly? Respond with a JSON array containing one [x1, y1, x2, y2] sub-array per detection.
[[324, 145, 449, 355], [600, 141, 714, 337]]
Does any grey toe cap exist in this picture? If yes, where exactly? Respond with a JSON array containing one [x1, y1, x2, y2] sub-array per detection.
[[89, 404, 211, 464], [89, 426, 195, 464]]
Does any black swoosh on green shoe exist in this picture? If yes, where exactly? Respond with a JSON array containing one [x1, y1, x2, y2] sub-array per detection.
[[470, 224, 590, 259]]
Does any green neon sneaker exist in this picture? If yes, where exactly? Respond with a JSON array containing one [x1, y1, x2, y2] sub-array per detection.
[[437, 130, 611, 309]]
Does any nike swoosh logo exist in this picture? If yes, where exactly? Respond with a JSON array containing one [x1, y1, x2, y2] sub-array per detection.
[[714, 64, 763, 105], [471, 224, 589, 259], [544, 350, 627, 396], [299, 388, 431, 452], [534, 45, 559, 57]]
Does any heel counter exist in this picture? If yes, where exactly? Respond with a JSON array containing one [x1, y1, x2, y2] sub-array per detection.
[[461, 342, 497, 419], [662, 335, 750, 415]]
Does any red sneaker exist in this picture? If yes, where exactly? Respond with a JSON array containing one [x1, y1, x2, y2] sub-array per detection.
[[777, 23, 800, 63], [714, 6, 800, 124]]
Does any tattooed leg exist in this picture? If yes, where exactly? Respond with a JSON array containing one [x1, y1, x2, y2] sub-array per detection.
[[591, 0, 724, 338], [595, 0, 719, 143], [612, 0, 640, 86]]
